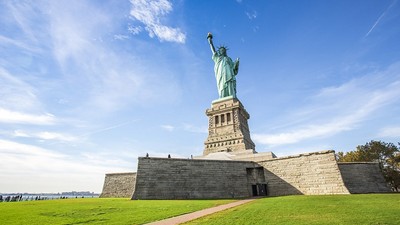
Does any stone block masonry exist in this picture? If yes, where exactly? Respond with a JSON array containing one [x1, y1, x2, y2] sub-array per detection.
[[338, 162, 390, 193], [204, 97, 255, 155], [130, 151, 355, 200], [100, 151, 390, 198], [100, 172, 136, 198], [258, 151, 350, 196], [132, 157, 260, 200]]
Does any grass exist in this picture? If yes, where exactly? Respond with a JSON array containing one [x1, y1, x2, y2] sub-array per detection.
[[185, 194, 400, 225], [0, 198, 234, 225], [1, 194, 399, 225]]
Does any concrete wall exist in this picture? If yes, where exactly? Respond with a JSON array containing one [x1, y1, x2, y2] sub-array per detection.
[[258, 151, 350, 196], [338, 162, 390, 193], [132, 157, 258, 200], [100, 172, 136, 198]]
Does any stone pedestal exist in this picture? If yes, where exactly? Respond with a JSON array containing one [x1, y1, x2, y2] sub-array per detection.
[[203, 97, 256, 155]]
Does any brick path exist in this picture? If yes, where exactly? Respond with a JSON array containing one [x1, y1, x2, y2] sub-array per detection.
[[145, 198, 256, 225]]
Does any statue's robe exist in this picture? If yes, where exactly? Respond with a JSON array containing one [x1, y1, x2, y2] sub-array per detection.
[[212, 52, 238, 98]]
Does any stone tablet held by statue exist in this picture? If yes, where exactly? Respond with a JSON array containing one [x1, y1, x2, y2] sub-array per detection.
[[207, 33, 240, 99]]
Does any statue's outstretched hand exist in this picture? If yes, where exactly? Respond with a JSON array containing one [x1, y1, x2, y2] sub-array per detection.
[[207, 32, 213, 39]]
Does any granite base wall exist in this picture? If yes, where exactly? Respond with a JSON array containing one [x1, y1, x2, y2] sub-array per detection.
[[100, 151, 390, 199], [258, 151, 350, 196], [100, 172, 136, 198], [338, 162, 390, 193], [132, 157, 258, 200]]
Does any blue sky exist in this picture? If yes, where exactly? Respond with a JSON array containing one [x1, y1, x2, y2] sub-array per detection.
[[1, 0, 399, 193]]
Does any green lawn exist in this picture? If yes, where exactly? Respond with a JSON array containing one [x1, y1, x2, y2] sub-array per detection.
[[186, 194, 400, 225], [0, 198, 234, 225], [1, 194, 399, 225]]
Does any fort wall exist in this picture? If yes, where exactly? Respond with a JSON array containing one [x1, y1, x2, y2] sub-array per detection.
[[132, 157, 258, 200], [100, 151, 390, 198], [258, 150, 350, 196], [99, 172, 136, 198], [338, 162, 390, 193]]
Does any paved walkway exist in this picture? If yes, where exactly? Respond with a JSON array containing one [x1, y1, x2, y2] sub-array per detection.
[[146, 198, 256, 225]]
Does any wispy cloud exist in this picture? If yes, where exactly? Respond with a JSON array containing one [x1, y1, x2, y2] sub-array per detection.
[[378, 126, 400, 138], [2, 1, 183, 117], [253, 122, 351, 146], [0, 83, 54, 124], [128, 24, 143, 35], [160, 123, 207, 133], [0, 139, 132, 192], [364, 0, 397, 38], [0, 139, 64, 159], [0, 67, 42, 112], [183, 123, 207, 133], [39, 1, 181, 113], [0, 108, 55, 125], [254, 62, 400, 147], [246, 10, 257, 20], [113, 34, 129, 40], [0, 34, 41, 53], [81, 121, 137, 137], [2, 56, 54, 133], [161, 124, 175, 132], [129, 0, 186, 43], [13, 130, 78, 142], [10, 121, 137, 145]]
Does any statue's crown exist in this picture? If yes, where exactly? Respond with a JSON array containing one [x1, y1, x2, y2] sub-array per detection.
[[218, 45, 228, 50]]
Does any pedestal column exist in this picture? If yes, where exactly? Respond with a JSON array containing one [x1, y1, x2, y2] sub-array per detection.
[[203, 97, 256, 156]]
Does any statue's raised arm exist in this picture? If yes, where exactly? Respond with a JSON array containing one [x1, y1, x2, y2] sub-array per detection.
[[207, 33, 238, 99], [207, 32, 216, 55]]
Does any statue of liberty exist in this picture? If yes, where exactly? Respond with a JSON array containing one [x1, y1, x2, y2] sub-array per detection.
[[207, 33, 240, 98]]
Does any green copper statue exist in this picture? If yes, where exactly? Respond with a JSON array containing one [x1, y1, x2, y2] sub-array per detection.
[[207, 33, 240, 98]]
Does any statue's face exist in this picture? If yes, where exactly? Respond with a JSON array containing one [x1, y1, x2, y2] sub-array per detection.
[[219, 47, 226, 56]]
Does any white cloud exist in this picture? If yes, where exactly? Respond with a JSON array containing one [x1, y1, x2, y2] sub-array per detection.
[[129, 0, 186, 43], [128, 25, 143, 35], [378, 126, 400, 138], [160, 123, 207, 133], [81, 121, 137, 137], [0, 108, 55, 125], [253, 120, 353, 146], [0, 68, 57, 128], [0, 67, 42, 112], [113, 34, 129, 40], [13, 130, 78, 142], [0, 34, 41, 53], [33, 1, 181, 113], [0, 139, 132, 192], [0, 139, 64, 159], [146, 24, 186, 43], [13, 130, 31, 138], [246, 10, 257, 20], [161, 124, 175, 132], [1, 1, 183, 116], [254, 62, 400, 147], [5, 1, 45, 46], [48, 2, 106, 67]]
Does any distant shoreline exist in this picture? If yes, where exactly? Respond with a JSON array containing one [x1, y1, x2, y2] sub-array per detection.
[[0, 192, 99, 196], [0, 193, 100, 202]]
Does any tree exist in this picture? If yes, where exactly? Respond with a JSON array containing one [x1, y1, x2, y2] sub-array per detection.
[[337, 140, 400, 192]]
